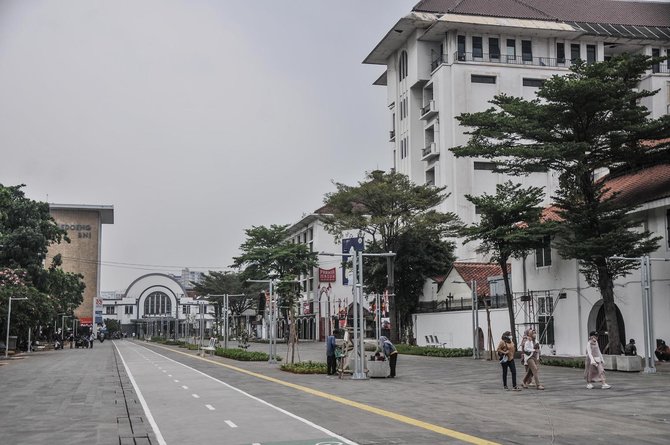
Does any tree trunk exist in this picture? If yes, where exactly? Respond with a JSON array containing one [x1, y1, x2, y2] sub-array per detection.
[[500, 259, 517, 348], [596, 260, 621, 355]]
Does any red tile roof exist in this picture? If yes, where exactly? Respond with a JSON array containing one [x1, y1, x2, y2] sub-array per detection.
[[413, 0, 670, 27], [542, 163, 670, 222], [452, 262, 509, 296]]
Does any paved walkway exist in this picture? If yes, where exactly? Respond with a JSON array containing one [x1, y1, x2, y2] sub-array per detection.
[[0, 340, 157, 445], [2, 339, 669, 444]]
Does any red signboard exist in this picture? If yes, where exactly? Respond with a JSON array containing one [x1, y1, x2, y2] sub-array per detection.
[[79, 317, 93, 327], [319, 267, 336, 283]]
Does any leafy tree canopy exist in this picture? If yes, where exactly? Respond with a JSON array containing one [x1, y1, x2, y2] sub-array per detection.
[[323, 170, 461, 342]]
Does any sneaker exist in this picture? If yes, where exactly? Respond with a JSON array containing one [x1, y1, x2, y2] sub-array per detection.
[[601, 384, 611, 389], [504, 386, 509, 390], [513, 387, 521, 391], [586, 383, 594, 389]]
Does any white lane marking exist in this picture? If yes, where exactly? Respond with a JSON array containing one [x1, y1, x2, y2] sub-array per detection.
[[192, 394, 200, 399], [224, 420, 237, 428], [205, 404, 215, 411], [135, 343, 357, 445], [181, 385, 188, 390], [113, 342, 167, 445], [174, 379, 179, 383], [168, 374, 172, 377], [162, 370, 167, 373]]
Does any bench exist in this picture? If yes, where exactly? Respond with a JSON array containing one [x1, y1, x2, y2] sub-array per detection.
[[200, 337, 217, 357]]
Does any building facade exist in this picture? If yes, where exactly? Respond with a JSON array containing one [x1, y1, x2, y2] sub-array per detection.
[[365, 0, 670, 355], [100, 273, 215, 339], [48, 204, 114, 331], [364, 0, 670, 260]]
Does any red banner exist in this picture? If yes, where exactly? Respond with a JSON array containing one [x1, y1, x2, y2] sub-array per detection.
[[319, 268, 336, 283], [79, 317, 93, 327]]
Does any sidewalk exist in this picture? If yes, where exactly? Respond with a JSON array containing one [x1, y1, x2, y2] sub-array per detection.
[[0, 340, 157, 445]]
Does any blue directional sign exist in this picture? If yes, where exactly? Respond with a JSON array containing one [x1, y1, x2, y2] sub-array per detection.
[[341, 236, 364, 285]]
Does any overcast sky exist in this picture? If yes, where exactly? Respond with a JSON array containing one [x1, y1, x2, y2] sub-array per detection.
[[0, 0, 416, 290]]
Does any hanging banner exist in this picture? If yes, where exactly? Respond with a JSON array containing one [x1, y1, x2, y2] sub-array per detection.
[[319, 268, 337, 283]]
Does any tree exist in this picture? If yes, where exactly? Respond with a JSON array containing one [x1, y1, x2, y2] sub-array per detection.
[[192, 270, 262, 337], [231, 225, 318, 363], [462, 181, 556, 347], [323, 170, 461, 342], [0, 184, 86, 346], [453, 54, 670, 354]]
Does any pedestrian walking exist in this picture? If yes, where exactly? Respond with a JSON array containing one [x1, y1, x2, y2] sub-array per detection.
[[496, 331, 519, 390], [521, 328, 544, 390], [89, 332, 95, 349], [379, 336, 398, 378], [326, 334, 337, 376], [585, 331, 611, 389]]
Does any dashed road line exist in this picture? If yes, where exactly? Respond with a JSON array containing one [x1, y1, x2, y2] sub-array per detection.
[[192, 394, 200, 399], [224, 420, 237, 428], [205, 404, 215, 411]]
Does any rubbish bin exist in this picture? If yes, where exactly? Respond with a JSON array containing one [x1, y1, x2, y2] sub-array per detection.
[[367, 355, 390, 378], [8, 336, 18, 351]]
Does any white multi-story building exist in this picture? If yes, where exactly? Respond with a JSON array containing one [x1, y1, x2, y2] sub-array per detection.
[[286, 207, 361, 341], [364, 0, 670, 261], [365, 0, 670, 356]]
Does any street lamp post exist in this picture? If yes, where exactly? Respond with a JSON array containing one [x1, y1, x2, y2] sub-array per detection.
[[319, 250, 395, 380], [248, 280, 277, 363], [5, 296, 28, 358]]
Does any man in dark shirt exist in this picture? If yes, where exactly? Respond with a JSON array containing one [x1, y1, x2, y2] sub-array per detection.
[[624, 339, 637, 356]]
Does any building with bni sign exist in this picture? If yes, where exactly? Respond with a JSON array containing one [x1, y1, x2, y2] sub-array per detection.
[[48, 204, 114, 330]]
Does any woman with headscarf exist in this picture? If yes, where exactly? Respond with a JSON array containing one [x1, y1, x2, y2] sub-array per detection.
[[521, 328, 544, 390], [585, 331, 611, 389], [496, 331, 520, 390], [379, 336, 398, 378]]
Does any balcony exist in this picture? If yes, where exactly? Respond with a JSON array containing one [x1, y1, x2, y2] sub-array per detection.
[[453, 51, 567, 68], [430, 53, 447, 71], [389, 130, 395, 142], [420, 100, 438, 120], [421, 142, 439, 161]]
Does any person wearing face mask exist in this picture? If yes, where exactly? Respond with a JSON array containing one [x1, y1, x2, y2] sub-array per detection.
[[521, 328, 544, 390], [585, 331, 611, 389], [496, 331, 520, 391]]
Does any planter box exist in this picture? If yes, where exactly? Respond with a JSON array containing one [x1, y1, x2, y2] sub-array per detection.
[[367, 359, 389, 378], [615, 355, 642, 372], [602, 354, 617, 371]]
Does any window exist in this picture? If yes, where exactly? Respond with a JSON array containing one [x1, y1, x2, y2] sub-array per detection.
[[523, 78, 545, 87], [652, 48, 660, 73], [472, 36, 483, 58], [522, 40, 532, 62], [506, 39, 516, 62], [105, 306, 116, 315], [457, 35, 466, 61], [537, 296, 555, 345], [489, 38, 500, 59], [144, 291, 172, 315], [398, 50, 408, 81], [182, 304, 189, 314], [473, 161, 498, 170], [570, 44, 581, 63], [471, 74, 496, 84], [557, 42, 565, 64], [535, 235, 552, 267], [586, 45, 596, 64], [125, 305, 133, 315]]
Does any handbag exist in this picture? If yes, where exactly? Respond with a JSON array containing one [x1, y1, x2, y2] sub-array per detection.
[[499, 354, 508, 364]]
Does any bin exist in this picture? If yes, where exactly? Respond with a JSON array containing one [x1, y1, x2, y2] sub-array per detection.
[[367, 357, 389, 378]]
